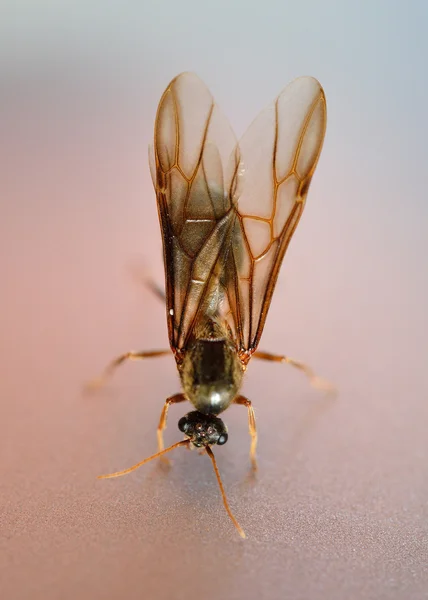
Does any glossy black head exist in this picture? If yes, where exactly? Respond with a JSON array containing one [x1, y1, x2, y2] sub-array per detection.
[[178, 411, 228, 447]]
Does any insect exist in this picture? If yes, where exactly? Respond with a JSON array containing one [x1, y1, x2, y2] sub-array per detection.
[[91, 72, 331, 538]]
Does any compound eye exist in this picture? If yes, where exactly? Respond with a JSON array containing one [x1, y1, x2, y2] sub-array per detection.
[[178, 417, 189, 432], [217, 432, 228, 445]]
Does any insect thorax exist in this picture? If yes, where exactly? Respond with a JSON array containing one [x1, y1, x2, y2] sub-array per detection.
[[179, 319, 244, 416]]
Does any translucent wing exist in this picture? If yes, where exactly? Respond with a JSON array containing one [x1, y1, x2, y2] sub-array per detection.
[[225, 77, 327, 358], [149, 72, 237, 354]]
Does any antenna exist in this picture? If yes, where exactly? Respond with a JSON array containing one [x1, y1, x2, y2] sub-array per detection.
[[205, 446, 246, 538], [98, 439, 246, 539], [98, 439, 190, 479]]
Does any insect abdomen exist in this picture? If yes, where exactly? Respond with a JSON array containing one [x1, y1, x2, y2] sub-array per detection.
[[180, 331, 244, 415]]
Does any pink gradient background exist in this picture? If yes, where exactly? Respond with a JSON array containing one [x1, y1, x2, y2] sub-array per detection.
[[1, 2, 428, 599]]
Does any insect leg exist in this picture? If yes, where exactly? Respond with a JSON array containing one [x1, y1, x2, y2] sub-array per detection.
[[144, 278, 166, 303], [85, 350, 170, 391], [129, 262, 166, 303], [157, 393, 187, 450], [253, 351, 336, 395], [234, 395, 257, 471]]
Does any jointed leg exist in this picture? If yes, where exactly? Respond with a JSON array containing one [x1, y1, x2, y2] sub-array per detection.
[[144, 279, 166, 303], [234, 395, 258, 471], [157, 393, 187, 455], [254, 351, 336, 394], [85, 349, 170, 391], [129, 263, 166, 304]]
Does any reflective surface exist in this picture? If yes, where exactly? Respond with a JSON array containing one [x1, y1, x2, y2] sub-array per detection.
[[1, 2, 428, 599]]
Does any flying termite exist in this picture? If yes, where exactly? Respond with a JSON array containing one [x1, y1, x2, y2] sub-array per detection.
[[89, 72, 333, 538]]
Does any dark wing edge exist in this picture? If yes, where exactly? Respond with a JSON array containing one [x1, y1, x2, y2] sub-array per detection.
[[149, 72, 237, 354], [225, 77, 327, 360]]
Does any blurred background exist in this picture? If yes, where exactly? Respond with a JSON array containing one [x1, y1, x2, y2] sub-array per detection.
[[1, 1, 427, 599]]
